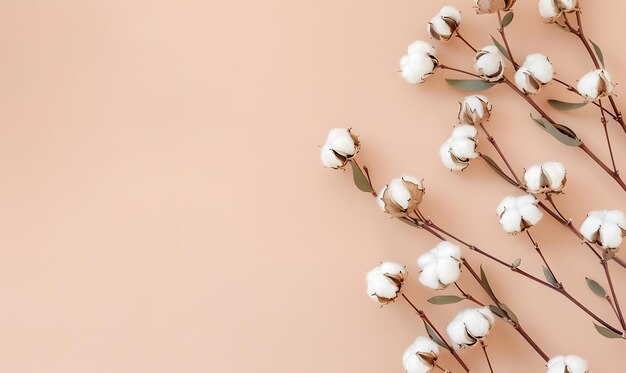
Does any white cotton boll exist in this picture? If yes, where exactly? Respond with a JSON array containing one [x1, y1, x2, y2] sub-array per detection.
[[497, 194, 542, 233], [577, 69, 614, 101], [526, 54, 554, 83], [580, 210, 626, 250], [439, 125, 478, 171], [539, 0, 560, 20], [417, 241, 462, 290], [401, 41, 439, 84], [524, 161, 567, 194], [366, 262, 407, 304], [459, 95, 492, 126], [440, 142, 467, 171], [428, 6, 462, 41], [447, 307, 495, 348], [546, 355, 588, 373], [474, 46, 505, 81], [320, 128, 359, 168], [402, 336, 440, 373], [378, 176, 425, 217]]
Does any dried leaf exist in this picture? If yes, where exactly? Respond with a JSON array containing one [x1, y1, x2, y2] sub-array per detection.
[[490, 36, 511, 61], [424, 321, 449, 350], [547, 99, 587, 111], [593, 323, 622, 339], [446, 79, 497, 92], [531, 115, 582, 147], [586, 278, 607, 298], [480, 154, 519, 187], [480, 266, 498, 303], [501, 12, 514, 28], [512, 258, 521, 268], [349, 160, 373, 193], [589, 39, 605, 68], [499, 303, 519, 324], [428, 295, 464, 305], [488, 305, 507, 319], [543, 266, 558, 287]]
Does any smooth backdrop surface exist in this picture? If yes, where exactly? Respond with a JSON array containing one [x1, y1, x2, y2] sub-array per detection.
[[0, 0, 625, 372]]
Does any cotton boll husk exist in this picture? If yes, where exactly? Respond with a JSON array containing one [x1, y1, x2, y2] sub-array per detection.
[[463, 95, 491, 118], [428, 6, 462, 41]]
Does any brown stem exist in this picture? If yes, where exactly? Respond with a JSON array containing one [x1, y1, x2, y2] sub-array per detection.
[[497, 11, 518, 69], [478, 123, 522, 185], [480, 341, 495, 373], [440, 65, 481, 78], [461, 259, 550, 361], [401, 294, 471, 373], [526, 230, 560, 286], [454, 282, 484, 306], [455, 33, 477, 53], [500, 77, 626, 192], [606, 295, 621, 324], [426, 222, 623, 335], [599, 99, 618, 172], [602, 260, 626, 330]]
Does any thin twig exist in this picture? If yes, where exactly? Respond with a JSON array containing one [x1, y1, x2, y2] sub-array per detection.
[[497, 11, 518, 69], [480, 341, 495, 373], [440, 65, 481, 78], [526, 230, 560, 286], [478, 123, 522, 185], [599, 99, 618, 172], [602, 259, 626, 330], [456, 33, 477, 52]]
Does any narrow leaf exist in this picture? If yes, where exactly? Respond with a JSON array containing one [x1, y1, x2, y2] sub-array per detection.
[[428, 295, 464, 305], [490, 35, 511, 61], [501, 12, 514, 28], [531, 115, 582, 147], [424, 321, 449, 349], [349, 161, 373, 193], [543, 266, 558, 287], [512, 258, 521, 269], [589, 40, 605, 68], [547, 99, 587, 111], [593, 323, 622, 339], [480, 266, 498, 303], [586, 278, 607, 298], [488, 305, 507, 319], [499, 303, 519, 324], [604, 250, 615, 261], [446, 79, 497, 92], [480, 154, 519, 187]]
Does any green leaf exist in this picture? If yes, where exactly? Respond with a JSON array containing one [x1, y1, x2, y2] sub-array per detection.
[[349, 160, 373, 193], [586, 278, 607, 298], [446, 79, 497, 92], [543, 266, 558, 287], [428, 295, 465, 305], [488, 305, 507, 319], [490, 36, 511, 62], [593, 323, 622, 339], [604, 250, 615, 261], [479, 266, 498, 303], [424, 321, 449, 350], [499, 303, 519, 324], [501, 12, 514, 28], [480, 154, 519, 188], [589, 39, 605, 68], [512, 258, 521, 269], [547, 99, 587, 111], [531, 115, 582, 147]]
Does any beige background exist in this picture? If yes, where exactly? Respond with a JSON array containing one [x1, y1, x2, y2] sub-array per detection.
[[0, 0, 625, 372]]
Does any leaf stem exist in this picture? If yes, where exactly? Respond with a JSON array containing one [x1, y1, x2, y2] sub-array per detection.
[[526, 230, 560, 286], [440, 65, 481, 78], [455, 33, 477, 53], [480, 341, 495, 373], [497, 11, 518, 69], [454, 282, 484, 306], [478, 123, 522, 185], [602, 259, 626, 331], [599, 99, 618, 173], [401, 294, 471, 373]]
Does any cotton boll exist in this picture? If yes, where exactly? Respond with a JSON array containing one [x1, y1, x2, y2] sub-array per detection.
[[320, 128, 360, 168], [524, 161, 567, 194], [546, 355, 588, 373], [459, 95, 492, 126], [366, 262, 407, 304], [474, 45, 505, 81], [400, 41, 439, 84], [515, 54, 553, 94], [580, 210, 626, 250], [539, 0, 579, 23], [447, 307, 496, 348], [417, 241, 462, 290], [577, 69, 614, 101], [402, 336, 441, 373], [439, 124, 479, 171], [497, 194, 543, 233], [377, 176, 425, 217], [428, 6, 462, 41]]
